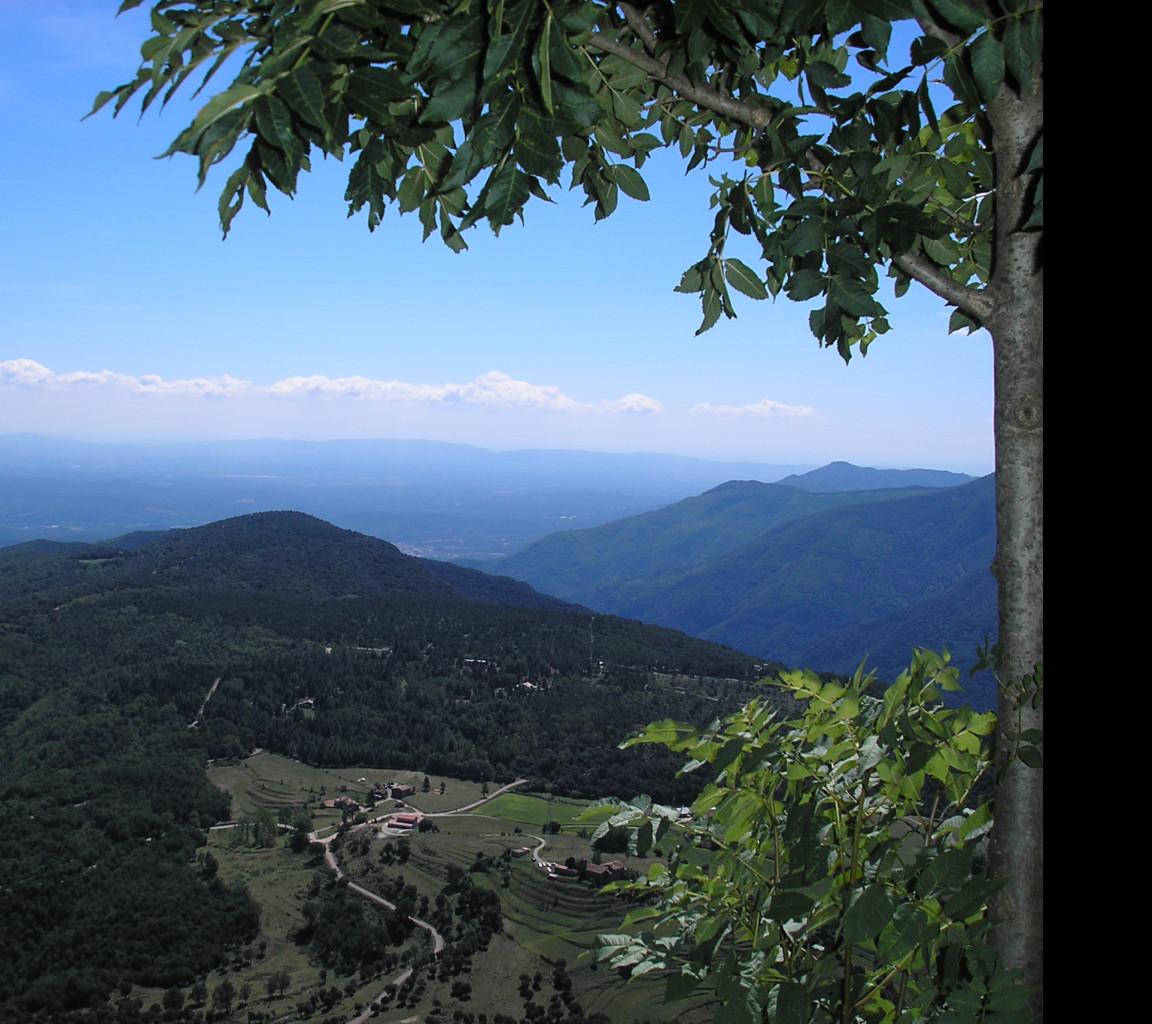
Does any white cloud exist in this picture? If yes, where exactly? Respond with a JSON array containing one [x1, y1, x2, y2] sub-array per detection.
[[691, 397, 816, 418], [605, 392, 663, 414], [0, 361, 660, 414]]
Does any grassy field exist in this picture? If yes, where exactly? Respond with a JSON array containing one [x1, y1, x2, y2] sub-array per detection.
[[480, 791, 615, 829], [183, 753, 717, 1023]]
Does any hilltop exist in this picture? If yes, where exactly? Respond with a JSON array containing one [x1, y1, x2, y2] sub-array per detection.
[[776, 460, 974, 492]]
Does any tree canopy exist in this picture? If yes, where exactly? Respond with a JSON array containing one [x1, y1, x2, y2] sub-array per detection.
[[98, 0, 1042, 1017], [99, 0, 1038, 357]]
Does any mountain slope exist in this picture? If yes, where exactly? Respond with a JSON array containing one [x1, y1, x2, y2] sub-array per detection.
[[1, 511, 580, 613], [499, 476, 996, 704], [659, 476, 995, 667], [498, 479, 942, 609]]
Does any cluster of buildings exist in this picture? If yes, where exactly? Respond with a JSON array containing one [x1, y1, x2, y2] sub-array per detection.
[[540, 858, 627, 886]]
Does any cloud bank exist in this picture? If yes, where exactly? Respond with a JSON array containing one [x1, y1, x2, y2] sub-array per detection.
[[1, 361, 661, 414], [691, 398, 816, 418]]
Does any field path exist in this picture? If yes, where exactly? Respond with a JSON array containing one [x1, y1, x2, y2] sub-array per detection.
[[187, 676, 221, 729], [426, 776, 529, 816]]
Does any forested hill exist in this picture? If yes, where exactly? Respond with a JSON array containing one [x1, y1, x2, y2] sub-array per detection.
[[0, 509, 767, 1020], [1, 510, 581, 612], [496, 478, 946, 599], [498, 476, 997, 708]]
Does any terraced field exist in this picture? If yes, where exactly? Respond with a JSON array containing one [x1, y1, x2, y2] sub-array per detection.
[[199, 751, 716, 1023]]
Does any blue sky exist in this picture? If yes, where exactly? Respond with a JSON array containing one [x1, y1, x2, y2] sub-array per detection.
[[0, 2, 994, 473]]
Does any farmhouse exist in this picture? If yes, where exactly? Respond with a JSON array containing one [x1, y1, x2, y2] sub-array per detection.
[[387, 812, 423, 830], [583, 860, 627, 885]]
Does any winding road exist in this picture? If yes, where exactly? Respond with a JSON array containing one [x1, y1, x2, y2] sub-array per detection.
[[309, 777, 529, 1022]]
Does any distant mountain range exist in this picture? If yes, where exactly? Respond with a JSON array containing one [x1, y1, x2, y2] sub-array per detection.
[[0, 434, 814, 560], [498, 465, 995, 708]]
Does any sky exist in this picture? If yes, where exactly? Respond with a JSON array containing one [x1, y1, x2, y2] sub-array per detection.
[[0, 2, 994, 474]]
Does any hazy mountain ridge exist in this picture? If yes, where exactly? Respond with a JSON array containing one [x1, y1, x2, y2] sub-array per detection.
[[495, 478, 947, 602], [777, 460, 974, 491], [498, 472, 996, 708]]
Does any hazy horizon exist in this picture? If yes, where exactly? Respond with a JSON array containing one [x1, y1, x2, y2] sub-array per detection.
[[0, 427, 986, 477]]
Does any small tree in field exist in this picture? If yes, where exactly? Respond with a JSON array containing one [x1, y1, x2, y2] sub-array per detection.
[[100, 0, 1041, 1014]]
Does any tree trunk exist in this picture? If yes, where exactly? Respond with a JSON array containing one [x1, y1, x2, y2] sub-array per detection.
[[985, 71, 1044, 1021]]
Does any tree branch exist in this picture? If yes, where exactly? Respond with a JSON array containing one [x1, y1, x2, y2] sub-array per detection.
[[617, 3, 659, 54], [587, 26, 772, 131], [893, 251, 995, 323]]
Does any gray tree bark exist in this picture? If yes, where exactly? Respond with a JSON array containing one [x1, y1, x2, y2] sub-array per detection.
[[984, 63, 1044, 1023]]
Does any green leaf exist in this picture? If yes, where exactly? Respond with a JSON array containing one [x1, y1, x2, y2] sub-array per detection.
[[786, 268, 826, 301], [969, 32, 1005, 102], [806, 61, 852, 90], [948, 307, 982, 334], [696, 284, 723, 335], [471, 97, 521, 164], [829, 277, 883, 319], [877, 903, 939, 964], [485, 164, 532, 230], [767, 889, 814, 924], [1002, 9, 1043, 92], [515, 127, 563, 181], [775, 984, 812, 1024], [723, 259, 768, 300], [277, 69, 328, 131], [610, 164, 650, 202], [397, 168, 424, 214], [346, 67, 410, 124], [253, 96, 304, 164], [925, 0, 987, 33], [537, 13, 554, 114], [1017, 744, 1042, 768], [910, 34, 948, 66], [664, 971, 702, 1003], [1024, 131, 1043, 174], [421, 78, 477, 124], [943, 875, 1001, 922], [673, 0, 710, 35], [675, 264, 705, 295], [785, 216, 826, 256]]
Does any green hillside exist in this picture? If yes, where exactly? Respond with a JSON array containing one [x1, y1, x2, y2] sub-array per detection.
[[0, 511, 771, 1022], [498, 478, 939, 606], [499, 476, 996, 704], [659, 476, 996, 677]]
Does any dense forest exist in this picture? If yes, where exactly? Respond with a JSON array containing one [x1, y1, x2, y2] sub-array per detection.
[[0, 512, 774, 1021]]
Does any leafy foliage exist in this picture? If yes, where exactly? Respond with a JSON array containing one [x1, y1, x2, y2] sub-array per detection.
[[98, 0, 1041, 357], [593, 650, 1021, 1023]]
